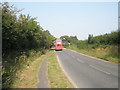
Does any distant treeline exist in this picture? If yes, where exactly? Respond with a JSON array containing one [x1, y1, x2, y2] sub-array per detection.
[[60, 30, 120, 49], [60, 30, 119, 63], [2, 2, 55, 55], [77, 30, 120, 49], [60, 35, 78, 47]]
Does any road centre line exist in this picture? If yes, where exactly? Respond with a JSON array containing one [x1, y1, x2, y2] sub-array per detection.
[[77, 58, 84, 63], [71, 55, 75, 58], [89, 65, 111, 75], [67, 49, 115, 64]]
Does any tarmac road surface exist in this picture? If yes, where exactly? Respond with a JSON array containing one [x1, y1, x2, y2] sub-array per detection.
[[56, 49, 118, 88]]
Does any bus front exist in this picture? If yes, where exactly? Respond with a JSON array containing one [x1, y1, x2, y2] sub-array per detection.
[[55, 41, 63, 51]]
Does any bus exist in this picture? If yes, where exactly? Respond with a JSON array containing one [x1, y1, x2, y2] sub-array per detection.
[[55, 39, 63, 51]]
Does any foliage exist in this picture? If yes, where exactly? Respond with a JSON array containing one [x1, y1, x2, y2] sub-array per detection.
[[75, 30, 119, 63], [88, 34, 93, 44], [88, 31, 120, 45], [2, 2, 55, 54], [2, 2, 55, 88], [76, 30, 119, 50], [60, 35, 78, 47]]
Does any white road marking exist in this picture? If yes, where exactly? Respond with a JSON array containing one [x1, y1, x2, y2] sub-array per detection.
[[77, 58, 84, 63], [89, 65, 111, 75], [71, 55, 75, 58], [56, 55, 78, 88], [67, 49, 115, 64]]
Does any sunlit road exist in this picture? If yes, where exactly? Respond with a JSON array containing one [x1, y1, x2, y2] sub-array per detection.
[[56, 49, 118, 88]]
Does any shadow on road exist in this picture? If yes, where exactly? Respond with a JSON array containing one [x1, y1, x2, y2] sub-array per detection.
[[50, 48, 63, 52]]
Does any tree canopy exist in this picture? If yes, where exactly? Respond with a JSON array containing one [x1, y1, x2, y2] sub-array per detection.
[[60, 35, 78, 47], [2, 2, 55, 54]]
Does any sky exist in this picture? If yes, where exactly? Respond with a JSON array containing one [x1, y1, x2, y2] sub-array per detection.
[[118, 2, 120, 30], [10, 2, 118, 40]]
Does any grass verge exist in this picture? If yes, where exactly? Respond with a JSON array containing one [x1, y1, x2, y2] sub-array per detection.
[[11, 50, 51, 88], [67, 45, 119, 63], [47, 51, 74, 88]]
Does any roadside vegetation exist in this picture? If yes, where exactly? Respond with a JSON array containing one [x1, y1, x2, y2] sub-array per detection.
[[60, 30, 120, 63], [47, 51, 74, 88], [2, 2, 119, 88], [68, 44, 119, 63], [2, 2, 55, 88], [11, 51, 51, 88]]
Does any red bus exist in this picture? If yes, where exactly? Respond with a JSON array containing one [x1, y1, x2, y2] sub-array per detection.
[[55, 39, 63, 51]]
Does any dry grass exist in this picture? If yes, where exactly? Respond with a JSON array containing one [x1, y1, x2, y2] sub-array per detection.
[[68, 45, 119, 63], [11, 51, 51, 88], [47, 52, 74, 88]]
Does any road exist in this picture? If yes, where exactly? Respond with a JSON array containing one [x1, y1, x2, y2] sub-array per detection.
[[56, 49, 118, 88]]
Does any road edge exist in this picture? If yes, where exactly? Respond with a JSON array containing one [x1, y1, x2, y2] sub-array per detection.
[[56, 52, 78, 88], [66, 48, 117, 64]]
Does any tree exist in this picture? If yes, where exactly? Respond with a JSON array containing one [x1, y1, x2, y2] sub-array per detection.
[[88, 34, 93, 44], [2, 2, 55, 53]]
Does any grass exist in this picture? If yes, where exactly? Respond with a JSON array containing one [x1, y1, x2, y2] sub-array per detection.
[[3, 49, 74, 88], [11, 50, 52, 88], [5, 50, 51, 88], [47, 51, 74, 88], [67, 45, 119, 63]]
